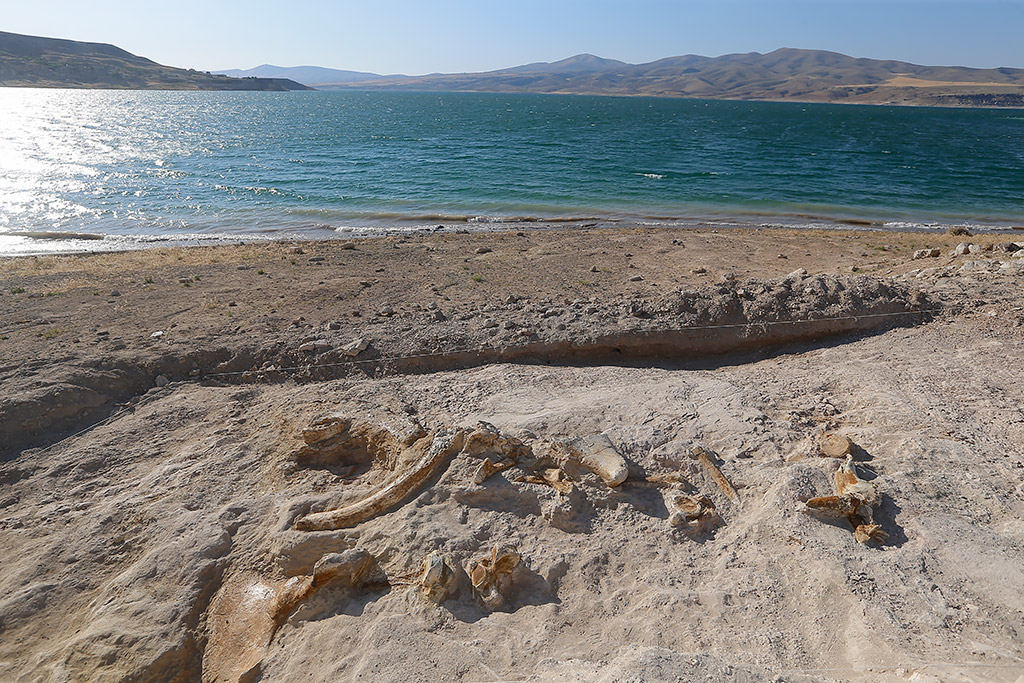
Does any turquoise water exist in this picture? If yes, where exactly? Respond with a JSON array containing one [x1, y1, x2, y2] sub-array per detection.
[[1, 88, 1023, 253]]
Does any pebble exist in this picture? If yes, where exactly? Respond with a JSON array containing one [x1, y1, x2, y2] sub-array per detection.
[[628, 275, 644, 282], [787, 268, 808, 280], [950, 242, 971, 256], [589, 265, 600, 273], [341, 242, 357, 250], [474, 247, 492, 255], [328, 321, 342, 330], [154, 375, 169, 388], [308, 256, 325, 262], [109, 290, 121, 297], [150, 330, 164, 338], [236, 265, 253, 270], [691, 267, 707, 274], [289, 247, 305, 254], [912, 248, 941, 259]]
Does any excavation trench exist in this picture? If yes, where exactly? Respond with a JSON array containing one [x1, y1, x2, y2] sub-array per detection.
[[0, 274, 935, 459]]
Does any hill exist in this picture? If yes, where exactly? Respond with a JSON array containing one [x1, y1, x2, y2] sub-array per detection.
[[318, 48, 1024, 107], [213, 64, 390, 86], [0, 31, 312, 91]]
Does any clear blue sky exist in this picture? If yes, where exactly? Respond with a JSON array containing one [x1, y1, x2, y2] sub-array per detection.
[[5, 1, 1024, 74]]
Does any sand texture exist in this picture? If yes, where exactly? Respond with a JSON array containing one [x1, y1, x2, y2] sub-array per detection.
[[1, 227, 1023, 682]]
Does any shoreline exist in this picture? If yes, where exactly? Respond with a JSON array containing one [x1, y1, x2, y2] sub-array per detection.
[[2, 214, 1022, 258]]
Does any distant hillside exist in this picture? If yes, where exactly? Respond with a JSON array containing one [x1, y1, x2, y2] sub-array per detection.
[[320, 48, 1024, 107], [0, 31, 312, 91], [214, 64, 389, 86]]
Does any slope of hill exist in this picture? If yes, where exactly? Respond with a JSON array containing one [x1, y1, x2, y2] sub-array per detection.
[[0, 31, 312, 91], [214, 64, 388, 85], [320, 48, 1024, 107]]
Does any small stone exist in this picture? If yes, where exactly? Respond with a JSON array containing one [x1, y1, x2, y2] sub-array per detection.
[[178, 277, 191, 284], [431, 310, 445, 321], [308, 256, 325, 262], [289, 247, 305, 254], [474, 247, 492, 255], [109, 290, 121, 297], [967, 244, 988, 254], [912, 248, 941, 259], [328, 321, 342, 330], [150, 330, 164, 338], [628, 275, 644, 282], [359, 280, 373, 288], [691, 267, 707, 274], [777, 253, 788, 259], [518, 329, 535, 337], [341, 338, 368, 356], [950, 242, 971, 256], [236, 265, 252, 270], [378, 306, 395, 317], [589, 265, 600, 273], [189, 369, 200, 377], [228, 301, 237, 307], [340, 242, 357, 250], [154, 375, 169, 387], [787, 268, 808, 280]]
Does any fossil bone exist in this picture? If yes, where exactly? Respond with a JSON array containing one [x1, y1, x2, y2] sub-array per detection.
[[517, 467, 574, 494], [419, 552, 456, 604], [819, 433, 853, 458], [573, 433, 628, 487], [204, 549, 373, 682], [691, 445, 739, 503], [804, 454, 888, 544], [473, 457, 516, 484], [466, 545, 521, 610], [664, 488, 719, 532], [295, 429, 465, 531]]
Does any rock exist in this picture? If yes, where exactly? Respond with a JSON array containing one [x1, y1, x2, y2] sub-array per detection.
[[154, 375, 169, 388], [819, 433, 852, 458], [968, 244, 990, 254], [308, 256, 325, 263], [340, 242, 357, 250], [341, 338, 368, 356], [378, 306, 395, 317], [299, 340, 332, 353], [950, 242, 971, 256], [109, 290, 121, 297], [150, 330, 164, 338], [474, 247, 492, 254], [787, 268, 808, 280], [628, 275, 644, 282], [912, 248, 941, 259], [589, 265, 600, 273], [691, 267, 707, 274], [289, 247, 305, 254], [777, 253, 788, 259], [994, 241, 1022, 253]]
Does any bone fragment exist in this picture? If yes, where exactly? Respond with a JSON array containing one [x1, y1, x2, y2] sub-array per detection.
[[301, 416, 351, 445], [420, 552, 455, 604], [466, 545, 521, 610], [665, 489, 719, 532], [517, 468, 573, 494], [576, 433, 628, 487], [805, 455, 888, 543], [692, 445, 739, 503], [819, 433, 853, 458], [473, 457, 516, 485], [295, 429, 465, 531]]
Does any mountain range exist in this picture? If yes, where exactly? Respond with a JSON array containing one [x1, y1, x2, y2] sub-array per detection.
[[307, 49, 1024, 107], [0, 31, 310, 91]]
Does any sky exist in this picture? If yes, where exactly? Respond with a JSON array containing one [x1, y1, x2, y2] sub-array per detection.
[[4, 1, 1024, 75]]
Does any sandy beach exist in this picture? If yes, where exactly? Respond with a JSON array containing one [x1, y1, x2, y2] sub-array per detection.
[[2, 226, 1023, 682]]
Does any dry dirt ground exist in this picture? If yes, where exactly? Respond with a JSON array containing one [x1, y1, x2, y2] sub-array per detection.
[[1, 227, 1023, 683]]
